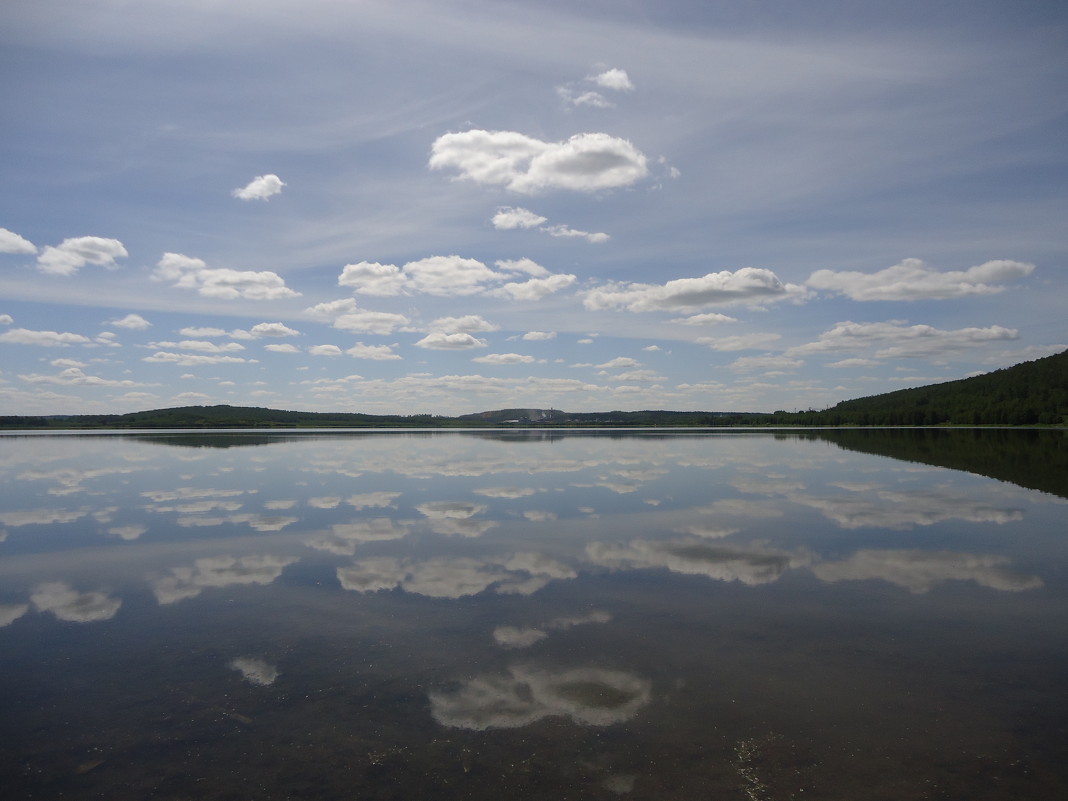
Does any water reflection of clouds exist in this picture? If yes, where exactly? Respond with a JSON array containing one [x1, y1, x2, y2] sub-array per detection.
[[338, 552, 576, 599], [790, 487, 1024, 529], [812, 549, 1044, 593], [587, 539, 811, 586], [31, 581, 121, 622], [306, 518, 412, 555], [175, 513, 299, 531], [230, 656, 279, 686], [16, 464, 147, 496], [417, 501, 498, 537], [0, 603, 30, 627], [0, 507, 90, 527], [429, 665, 651, 730], [346, 492, 402, 509], [493, 610, 611, 649], [151, 554, 298, 604]]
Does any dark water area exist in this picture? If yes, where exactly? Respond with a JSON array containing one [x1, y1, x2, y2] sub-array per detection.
[[1, 429, 1065, 799]]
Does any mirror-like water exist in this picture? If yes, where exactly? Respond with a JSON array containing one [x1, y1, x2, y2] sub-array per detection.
[[1, 429, 1065, 800]]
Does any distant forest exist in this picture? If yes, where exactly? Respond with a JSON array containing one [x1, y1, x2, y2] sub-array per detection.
[[2, 349, 1065, 429]]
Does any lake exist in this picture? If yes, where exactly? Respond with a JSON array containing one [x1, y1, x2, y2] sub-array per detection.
[[1, 429, 1065, 800]]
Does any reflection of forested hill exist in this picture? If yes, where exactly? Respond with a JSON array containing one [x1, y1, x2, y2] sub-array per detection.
[[805, 428, 1068, 499]]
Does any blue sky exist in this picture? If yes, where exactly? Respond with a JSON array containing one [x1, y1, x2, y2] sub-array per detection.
[[2, 0, 1066, 416]]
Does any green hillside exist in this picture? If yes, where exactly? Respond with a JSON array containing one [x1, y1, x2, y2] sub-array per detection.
[[771, 349, 1068, 426]]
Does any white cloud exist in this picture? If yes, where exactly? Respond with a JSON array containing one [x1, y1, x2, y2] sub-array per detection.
[[153, 252, 300, 300], [109, 313, 151, 330], [0, 227, 36, 254], [596, 357, 640, 369], [143, 352, 251, 366], [338, 261, 407, 296], [473, 353, 536, 365], [584, 268, 807, 312], [18, 367, 143, 387], [807, 258, 1036, 301], [0, 328, 91, 346], [729, 355, 804, 373], [590, 67, 634, 91], [147, 340, 246, 353], [429, 129, 648, 194], [249, 322, 299, 337], [492, 207, 548, 230], [36, 236, 127, 276], [488, 273, 577, 301], [697, 333, 782, 351], [495, 258, 550, 278], [430, 315, 499, 334], [523, 331, 556, 341], [335, 310, 411, 335], [264, 343, 300, 353], [0, 314, 12, 325], [790, 320, 1020, 359], [308, 344, 343, 357], [404, 255, 500, 296], [414, 332, 487, 350], [179, 326, 228, 337], [671, 313, 738, 325], [231, 173, 285, 201], [346, 342, 401, 360], [543, 224, 610, 243]]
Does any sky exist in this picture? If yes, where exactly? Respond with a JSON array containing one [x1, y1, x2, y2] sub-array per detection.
[[1, 0, 1066, 417]]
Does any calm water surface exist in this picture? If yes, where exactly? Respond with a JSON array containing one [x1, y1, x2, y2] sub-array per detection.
[[1, 429, 1065, 800]]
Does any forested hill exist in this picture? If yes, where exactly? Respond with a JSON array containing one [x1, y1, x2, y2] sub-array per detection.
[[772, 349, 1068, 426]]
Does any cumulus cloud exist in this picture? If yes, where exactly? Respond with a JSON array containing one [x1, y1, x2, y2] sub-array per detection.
[[807, 258, 1036, 301], [488, 272, 577, 301], [0, 227, 37, 254], [590, 67, 635, 91], [415, 332, 487, 350], [264, 343, 300, 353], [473, 353, 536, 365], [36, 236, 127, 276], [153, 252, 300, 300], [338, 261, 407, 296], [671, 313, 738, 325], [148, 340, 246, 353], [431, 314, 499, 333], [523, 331, 556, 341], [346, 342, 401, 360], [143, 352, 252, 366], [232, 174, 285, 201], [0, 328, 92, 347], [249, 322, 300, 337], [492, 207, 548, 229], [308, 344, 343, 357], [430, 130, 648, 194], [584, 268, 807, 312], [790, 320, 1019, 359], [109, 313, 151, 330]]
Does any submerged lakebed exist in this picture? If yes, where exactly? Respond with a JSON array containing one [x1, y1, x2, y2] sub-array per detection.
[[0, 428, 1065, 799]]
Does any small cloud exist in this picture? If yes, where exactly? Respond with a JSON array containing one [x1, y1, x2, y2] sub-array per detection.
[[249, 322, 300, 337], [414, 332, 487, 350], [430, 130, 648, 194], [0, 314, 13, 325], [0, 227, 36, 254], [308, 344, 344, 357], [807, 258, 1035, 301], [153, 252, 300, 300], [36, 236, 127, 276], [232, 174, 285, 201], [346, 342, 401, 360], [590, 67, 634, 92], [523, 331, 556, 341], [0, 328, 91, 347], [543, 224, 609, 243], [472, 353, 536, 365], [109, 313, 151, 330], [430, 315, 499, 334], [671, 313, 738, 325], [264, 343, 300, 353], [492, 207, 548, 230], [230, 657, 280, 686]]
